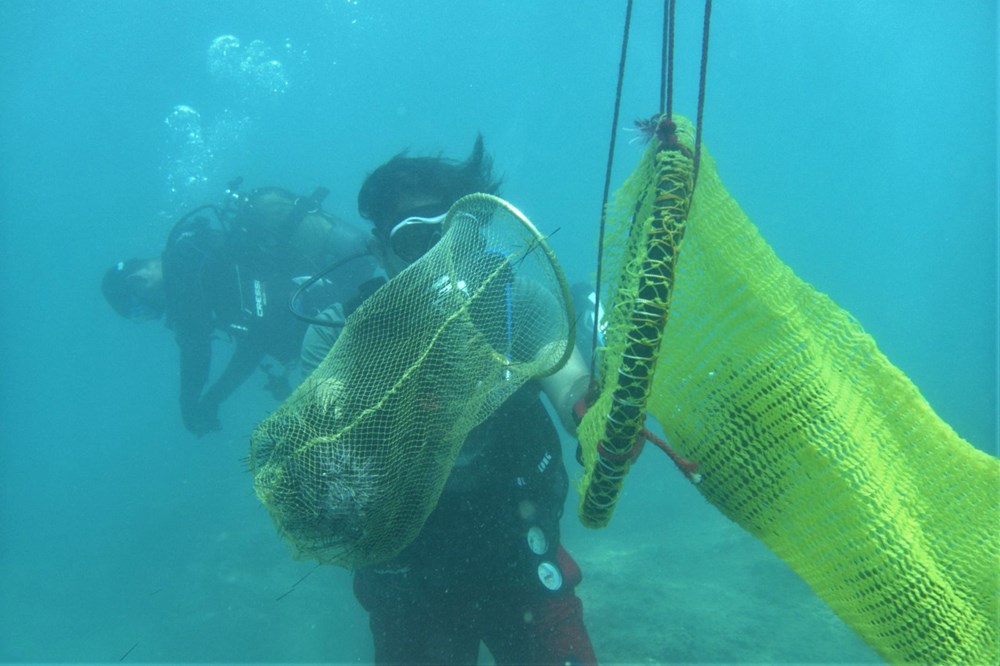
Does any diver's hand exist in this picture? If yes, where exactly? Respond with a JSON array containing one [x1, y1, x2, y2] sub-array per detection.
[[182, 400, 222, 436]]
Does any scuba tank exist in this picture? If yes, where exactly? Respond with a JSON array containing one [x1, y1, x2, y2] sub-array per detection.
[[164, 176, 245, 249]]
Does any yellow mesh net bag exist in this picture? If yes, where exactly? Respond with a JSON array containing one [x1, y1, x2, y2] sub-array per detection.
[[577, 117, 999, 664], [249, 194, 573, 569]]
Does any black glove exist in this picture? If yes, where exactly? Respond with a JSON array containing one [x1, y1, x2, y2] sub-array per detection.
[[182, 399, 221, 436]]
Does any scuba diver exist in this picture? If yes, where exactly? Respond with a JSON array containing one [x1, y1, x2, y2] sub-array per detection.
[[299, 137, 598, 665], [102, 182, 377, 436]]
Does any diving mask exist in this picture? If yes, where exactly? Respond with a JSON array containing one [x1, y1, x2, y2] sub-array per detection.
[[388, 212, 446, 263]]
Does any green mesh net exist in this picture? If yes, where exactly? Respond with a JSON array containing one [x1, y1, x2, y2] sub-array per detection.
[[250, 194, 573, 569], [577, 117, 999, 664]]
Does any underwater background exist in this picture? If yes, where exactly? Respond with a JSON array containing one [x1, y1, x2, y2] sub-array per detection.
[[0, 1, 995, 663]]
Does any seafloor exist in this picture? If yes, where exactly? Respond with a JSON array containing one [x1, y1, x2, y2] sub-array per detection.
[[571, 518, 879, 664]]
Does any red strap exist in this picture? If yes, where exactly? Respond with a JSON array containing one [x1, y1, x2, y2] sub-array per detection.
[[643, 428, 700, 482], [574, 390, 700, 482]]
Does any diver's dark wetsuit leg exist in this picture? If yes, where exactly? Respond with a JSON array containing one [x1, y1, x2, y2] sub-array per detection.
[[354, 570, 480, 665], [481, 547, 599, 666]]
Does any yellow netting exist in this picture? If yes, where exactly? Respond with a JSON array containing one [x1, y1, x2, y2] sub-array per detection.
[[250, 194, 573, 568], [577, 117, 1000, 664]]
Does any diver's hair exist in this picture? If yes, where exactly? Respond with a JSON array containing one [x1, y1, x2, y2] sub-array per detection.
[[358, 134, 503, 237]]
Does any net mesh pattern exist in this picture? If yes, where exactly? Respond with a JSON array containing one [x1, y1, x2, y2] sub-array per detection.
[[250, 194, 572, 569], [577, 118, 999, 664]]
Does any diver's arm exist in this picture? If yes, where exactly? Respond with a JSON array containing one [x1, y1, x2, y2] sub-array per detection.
[[201, 341, 265, 409], [539, 346, 591, 436], [167, 235, 223, 433], [177, 334, 215, 433]]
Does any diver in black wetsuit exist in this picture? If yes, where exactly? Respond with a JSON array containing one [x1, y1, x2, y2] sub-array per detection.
[[102, 185, 376, 435], [300, 137, 599, 665]]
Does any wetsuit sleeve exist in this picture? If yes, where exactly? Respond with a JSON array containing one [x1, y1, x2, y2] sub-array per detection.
[[166, 232, 230, 434], [177, 334, 212, 425], [201, 340, 266, 407], [169, 246, 217, 432]]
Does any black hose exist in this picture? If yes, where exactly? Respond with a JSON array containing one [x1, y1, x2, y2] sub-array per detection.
[[288, 251, 374, 327]]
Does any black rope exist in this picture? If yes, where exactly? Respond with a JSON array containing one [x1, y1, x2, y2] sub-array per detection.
[[590, 0, 634, 379], [660, 1, 668, 112], [663, 0, 677, 118], [591, 0, 713, 377], [693, 0, 713, 186], [288, 251, 373, 326]]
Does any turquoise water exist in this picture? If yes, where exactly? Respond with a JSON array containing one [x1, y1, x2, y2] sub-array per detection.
[[0, 1, 995, 663]]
